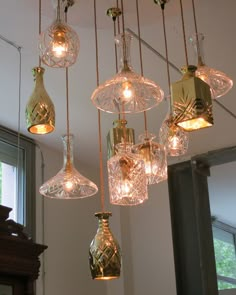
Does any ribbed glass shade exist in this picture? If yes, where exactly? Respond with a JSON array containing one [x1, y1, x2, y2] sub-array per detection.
[[159, 115, 189, 157], [39, 134, 98, 199], [132, 133, 167, 185], [25, 67, 55, 134], [89, 212, 121, 280], [190, 33, 233, 99], [39, 4, 79, 68], [91, 32, 164, 114], [107, 143, 147, 206]]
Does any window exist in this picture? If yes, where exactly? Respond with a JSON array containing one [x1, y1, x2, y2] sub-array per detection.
[[0, 125, 36, 240], [212, 220, 236, 290]]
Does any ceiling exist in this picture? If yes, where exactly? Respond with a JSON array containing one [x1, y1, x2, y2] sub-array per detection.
[[0, 0, 235, 171]]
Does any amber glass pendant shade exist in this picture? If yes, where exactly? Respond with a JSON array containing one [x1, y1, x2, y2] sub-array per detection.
[[132, 133, 167, 185], [39, 134, 98, 199], [107, 143, 147, 206], [107, 119, 135, 160], [25, 67, 55, 134], [89, 212, 121, 280], [171, 65, 213, 131], [190, 33, 233, 99], [91, 32, 164, 114], [39, 3, 79, 68], [159, 114, 189, 157]]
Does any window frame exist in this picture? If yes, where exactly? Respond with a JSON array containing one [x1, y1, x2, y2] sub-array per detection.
[[0, 125, 36, 240]]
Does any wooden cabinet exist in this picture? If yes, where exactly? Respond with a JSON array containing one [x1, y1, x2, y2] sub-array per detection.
[[0, 205, 47, 295]]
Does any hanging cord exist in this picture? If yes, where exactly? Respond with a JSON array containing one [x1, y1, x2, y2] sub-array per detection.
[[179, 0, 189, 67], [136, 0, 148, 135], [161, 4, 172, 114], [117, 0, 121, 35], [191, 0, 201, 63], [94, 0, 105, 212], [38, 0, 42, 67]]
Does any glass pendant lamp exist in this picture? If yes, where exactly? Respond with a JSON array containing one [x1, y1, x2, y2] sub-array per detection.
[[91, 31, 164, 114], [190, 33, 233, 99], [132, 133, 167, 185], [39, 134, 98, 198], [39, 0, 79, 68], [159, 112, 188, 157], [25, 67, 55, 134], [107, 143, 147, 206], [89, 212, 121, 280]]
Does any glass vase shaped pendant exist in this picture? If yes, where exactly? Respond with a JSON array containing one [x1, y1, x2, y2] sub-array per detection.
[[25, 67, 55, 134], [39, 1, 79, 68], [132, 133, 167, 185], [91, 31, 164, 114], [190, 33, 233, 98], [89, 212, 121, 280], [107, 143, 147, 206], [39, 134, 98, 199]]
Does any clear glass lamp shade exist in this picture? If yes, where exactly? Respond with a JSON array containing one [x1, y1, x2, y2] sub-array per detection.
[[132, 133, 167, 185], [107, 143, 148, 206], [89, 212, 121, 280], [39, 134, 98, 199], [39, 7, 79, 68], [159, 115, 189, 157], [190, 33, 233, 98], [25, 67, 55, 134], [91, 32, 164, 114]]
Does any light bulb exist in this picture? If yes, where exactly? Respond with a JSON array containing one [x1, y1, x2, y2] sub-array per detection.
[[118, 179, 133, 195], [52, 30, 68, 58], [64, 180, 74, 192], [169, 135, 180, 150], [121, 81, 134, 103]]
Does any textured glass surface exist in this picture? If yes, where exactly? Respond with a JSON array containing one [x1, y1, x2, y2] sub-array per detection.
[[190, 33, 233, 99], [107, 119, 135, 159], [39, 135, 98, 199], [25, 67, 55, 134], [89, 212, 121, 280], [107, 143, 147, 206], [159, 115, 188, 157], [91, 32, 164, 113], [39, 6, 79, 68], [132, 133, 167, 185]]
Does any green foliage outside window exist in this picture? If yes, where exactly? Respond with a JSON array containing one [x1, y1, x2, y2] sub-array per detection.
[[213, 238, 236, 290]]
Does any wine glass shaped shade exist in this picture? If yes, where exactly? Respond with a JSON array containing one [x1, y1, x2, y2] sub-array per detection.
[[91, 32, 164, 114], [132, 133, 167, 185], [159, 114, 189, 157], [89, 212, 121, 280], [39, 135, 98, 199], [39, 3, 79, 68], [26, 67, 55, 134], [190, 33, 233, 99], [107, 143, 147, 206]]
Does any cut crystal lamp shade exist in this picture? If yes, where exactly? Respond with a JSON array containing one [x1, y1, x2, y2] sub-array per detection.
[[190, 33, 233, 99], [132, 133, 167, 185], [39, 4, 79, 68], [159, 114, 189, 157], [107, 143, 148, 206], [89, 212, 121, 280], [39, 134, 98, 199], [91, 32, 164, 114], [25, 67, 55, 134]]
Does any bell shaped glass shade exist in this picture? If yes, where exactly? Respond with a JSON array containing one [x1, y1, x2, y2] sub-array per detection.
[[91, 32, 164, 114], [39, 3, 79, 68], [107, 119, 135, 160], [159, 114, 189, 157], [39, 134, 98, 199], [190, 33, 233, 99], [132, 133, 167, 185], [25, 67, 55, 134], [89, 212, 122, 280], [107, 143, 147, 206]]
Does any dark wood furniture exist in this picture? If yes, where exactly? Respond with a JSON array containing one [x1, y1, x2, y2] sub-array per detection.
[[0, 205, 47, 295]]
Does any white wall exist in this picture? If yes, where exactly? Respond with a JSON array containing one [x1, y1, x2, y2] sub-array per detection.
[[35, 143, 177, 295]]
